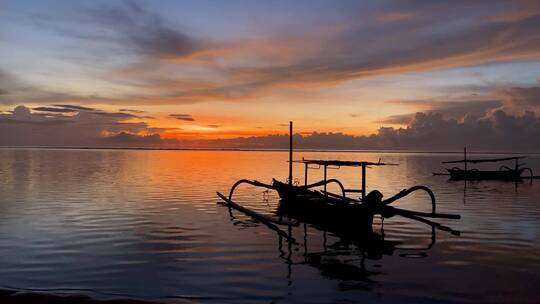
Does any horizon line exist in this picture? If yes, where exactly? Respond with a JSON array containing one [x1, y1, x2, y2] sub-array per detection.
[[1, 146, 538, 155]]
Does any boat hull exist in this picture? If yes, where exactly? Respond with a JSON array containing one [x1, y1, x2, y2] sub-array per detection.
[[272, 180, 375, 236], [447, 168, 523, 180]]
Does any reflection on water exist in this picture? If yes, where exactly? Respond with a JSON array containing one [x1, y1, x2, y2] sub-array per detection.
[[0, 149, 539, 303]]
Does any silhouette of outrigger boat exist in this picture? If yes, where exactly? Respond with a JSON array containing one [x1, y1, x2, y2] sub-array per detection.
[[217, 122, 460, 238], [434, 148, 535, 181]]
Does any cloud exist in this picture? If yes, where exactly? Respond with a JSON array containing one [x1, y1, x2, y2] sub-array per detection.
[[119, 108, 146, 113], [383, 99, 504, 123], [14, 1, 538, 106], [208, 8, 540, 99], [52, 104, 97, 111], [12, 105, 33, 120], [380, 83, 540, 125], [377, 113, 416, 125], [500, 85, 540, 110], [84, 1, 205, 61], [99, 132, 162, 145], [205, 124, 220, 128], [33, 107, 78, 113], [0, 70, 18, 92], [90, 111, 152, 120], [169, 114, 195, 121], [208, 110, 540, 151], [2, 103, 540, 151], [147, 127, 182, 133], [0, 69, 107, 106], [0, 105, 156, 147], [40, 1, 209, 63]]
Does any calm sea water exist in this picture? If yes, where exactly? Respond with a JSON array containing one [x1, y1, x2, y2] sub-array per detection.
[[0, 149, 538, 303]]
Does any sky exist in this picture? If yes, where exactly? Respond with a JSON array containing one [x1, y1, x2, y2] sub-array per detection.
[[1, 0, 540, 150]]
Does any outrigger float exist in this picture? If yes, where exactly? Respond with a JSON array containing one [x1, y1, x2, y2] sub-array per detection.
[[217, 122, 460, 237], [434, 148, 536, 181]]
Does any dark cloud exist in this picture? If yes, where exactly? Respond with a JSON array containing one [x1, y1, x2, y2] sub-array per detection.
[[32, 112, 73, 119], [33, 107, 78, 113], [119, 108, 146, 113], [99, 132, 161, 146], [52, 104, 97, 111], [0, 105, 155, 147], [90, 111, 151, 120], [501, 85, 540, 109], [380, 84, 540, 125], [147, 127, 182, 133], [205, 124, 220, 128], [169, 114, 194, 121], [377, 113, 416, 125], [46, 1, 205, 61]]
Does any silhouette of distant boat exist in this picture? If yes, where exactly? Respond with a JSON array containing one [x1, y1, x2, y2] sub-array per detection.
[[434, 148, 535, 181]]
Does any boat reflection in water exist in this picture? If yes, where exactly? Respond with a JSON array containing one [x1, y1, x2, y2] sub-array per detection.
[[221, 198, 438, 290]]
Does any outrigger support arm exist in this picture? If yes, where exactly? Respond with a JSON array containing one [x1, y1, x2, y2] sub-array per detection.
[[228, 179, 275, 200], [226, 177, 346, 202], [382, 185, 437, 213]]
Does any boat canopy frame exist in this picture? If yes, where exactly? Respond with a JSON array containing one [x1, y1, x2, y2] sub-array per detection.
[[442, 156, 526, 164], [292, 158, 398, 201]]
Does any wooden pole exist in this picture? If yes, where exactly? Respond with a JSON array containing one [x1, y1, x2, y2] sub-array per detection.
[[288, 121, 293, 185], [361, 163, 366, 201]]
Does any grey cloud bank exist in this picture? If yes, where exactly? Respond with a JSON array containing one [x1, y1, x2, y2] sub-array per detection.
[[2, 105, 540, 152]]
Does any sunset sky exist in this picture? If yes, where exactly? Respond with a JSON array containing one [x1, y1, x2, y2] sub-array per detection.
[[1, 0, 540, 149]]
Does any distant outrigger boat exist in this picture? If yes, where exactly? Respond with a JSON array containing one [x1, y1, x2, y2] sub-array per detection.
[[217, 122, 460, 237], [435, 148, 535, 181]]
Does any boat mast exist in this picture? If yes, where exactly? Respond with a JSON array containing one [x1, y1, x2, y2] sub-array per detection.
[[288, 121, 293, 185], [464, 147, 467, 172], [361, 163, 366, 201]]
